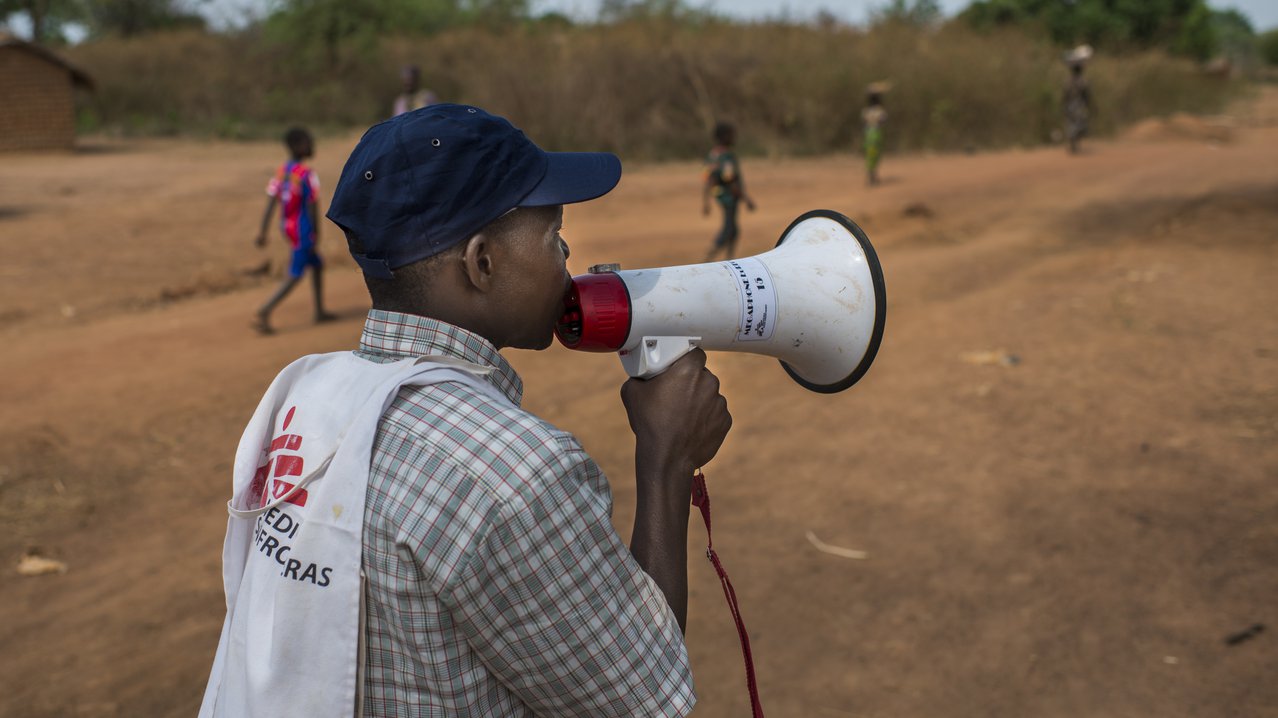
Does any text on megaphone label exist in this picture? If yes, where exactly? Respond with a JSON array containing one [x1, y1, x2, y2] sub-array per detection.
[[724, 257, 778, 342]]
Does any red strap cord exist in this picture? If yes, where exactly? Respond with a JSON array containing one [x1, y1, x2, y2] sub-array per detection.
[[691, 470, 764, 718]]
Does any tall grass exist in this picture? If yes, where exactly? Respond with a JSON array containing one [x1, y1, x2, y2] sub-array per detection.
[[66, 19, 1237, 157]]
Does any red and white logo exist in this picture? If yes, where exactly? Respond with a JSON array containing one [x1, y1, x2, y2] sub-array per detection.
[[249, 406, 309, 508]]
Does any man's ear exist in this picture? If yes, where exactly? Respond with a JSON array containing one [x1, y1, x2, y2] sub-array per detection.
[[459, 233, 495, 292]]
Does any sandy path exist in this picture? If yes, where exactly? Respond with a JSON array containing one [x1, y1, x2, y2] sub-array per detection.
[[1, 95, 1276, 717]]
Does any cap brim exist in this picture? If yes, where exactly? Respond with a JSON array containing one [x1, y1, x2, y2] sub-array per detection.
[[519, 152, 622, 207]]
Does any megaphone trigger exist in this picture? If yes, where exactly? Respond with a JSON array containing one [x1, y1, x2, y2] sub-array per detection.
[[619, 336, 703, 378], [555, 209, 886, 394]]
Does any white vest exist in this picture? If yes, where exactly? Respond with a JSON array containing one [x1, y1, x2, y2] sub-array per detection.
[[200, 351, 511, 717]]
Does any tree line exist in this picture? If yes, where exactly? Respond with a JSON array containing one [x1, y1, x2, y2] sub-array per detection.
[[5, 0, 1275, 69]]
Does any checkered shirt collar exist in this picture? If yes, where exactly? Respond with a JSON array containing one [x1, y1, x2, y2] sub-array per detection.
[[358, 309, 524, 406]]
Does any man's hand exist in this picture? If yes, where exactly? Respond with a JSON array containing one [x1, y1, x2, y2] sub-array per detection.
[[701, 201, 711, 217], [622, 348, 732, 476], [254, 231, 267, 248], [622, 348, 732, 631], [745, 197, 757, 212]]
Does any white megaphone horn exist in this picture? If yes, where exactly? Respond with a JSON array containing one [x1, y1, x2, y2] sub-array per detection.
[[555, 210, 886, 393]]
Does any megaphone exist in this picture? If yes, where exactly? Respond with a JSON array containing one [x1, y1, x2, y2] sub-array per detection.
[[555, 210, 886, 393]]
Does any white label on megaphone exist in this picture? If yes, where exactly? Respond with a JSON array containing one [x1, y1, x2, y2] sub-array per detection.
[[723, 257, 777, 342]]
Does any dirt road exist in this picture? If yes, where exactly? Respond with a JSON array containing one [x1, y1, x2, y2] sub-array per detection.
[[2, 93, 1276, 717]]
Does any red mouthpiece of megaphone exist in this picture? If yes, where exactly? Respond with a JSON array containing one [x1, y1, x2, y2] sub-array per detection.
[[555, 272, 632, 353]]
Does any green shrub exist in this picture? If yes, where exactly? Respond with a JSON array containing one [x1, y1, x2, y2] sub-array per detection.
[[1260, 29, 1278, 66]]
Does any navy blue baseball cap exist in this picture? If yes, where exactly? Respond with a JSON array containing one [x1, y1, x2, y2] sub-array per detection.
[[327, 104, 622, 279]]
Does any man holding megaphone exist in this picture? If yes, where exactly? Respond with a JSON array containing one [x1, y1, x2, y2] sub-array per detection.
[[200, 105, 730, 717]]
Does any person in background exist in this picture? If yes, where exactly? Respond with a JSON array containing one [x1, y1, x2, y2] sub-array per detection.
[[1062, 46, 1094, 155], [701, 121, 755, 261], [393, 65, 438, 117], [252, 127, 334, 334], [862, 81, 890, 187]]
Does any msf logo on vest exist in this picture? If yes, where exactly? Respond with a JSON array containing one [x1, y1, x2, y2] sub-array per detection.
[[250, 405, 309, 508]]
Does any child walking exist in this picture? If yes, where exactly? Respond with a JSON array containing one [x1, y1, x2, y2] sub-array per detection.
[[252, 127, 334, 334], [862, 82, 889, 187], [1062, 46, 1093, 155], [701, 121, 755, 262]]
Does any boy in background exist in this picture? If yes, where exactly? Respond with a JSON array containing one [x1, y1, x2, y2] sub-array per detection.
[[252, 127, 334, 334], [1062, 46, 1093, 155], [393, 65, 438, 117], [701, 121, 755, 261], [862, 82, 889, 187]]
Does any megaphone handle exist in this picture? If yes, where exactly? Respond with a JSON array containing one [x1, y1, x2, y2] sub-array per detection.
[[620, 336, 702, 378], [691, 470, 765, 717]]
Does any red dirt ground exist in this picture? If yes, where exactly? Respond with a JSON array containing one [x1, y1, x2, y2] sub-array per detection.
[[2, 90, 1276, 717]]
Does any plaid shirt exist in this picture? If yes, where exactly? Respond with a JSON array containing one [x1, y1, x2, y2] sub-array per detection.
[[356, 310, 694, 717]]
